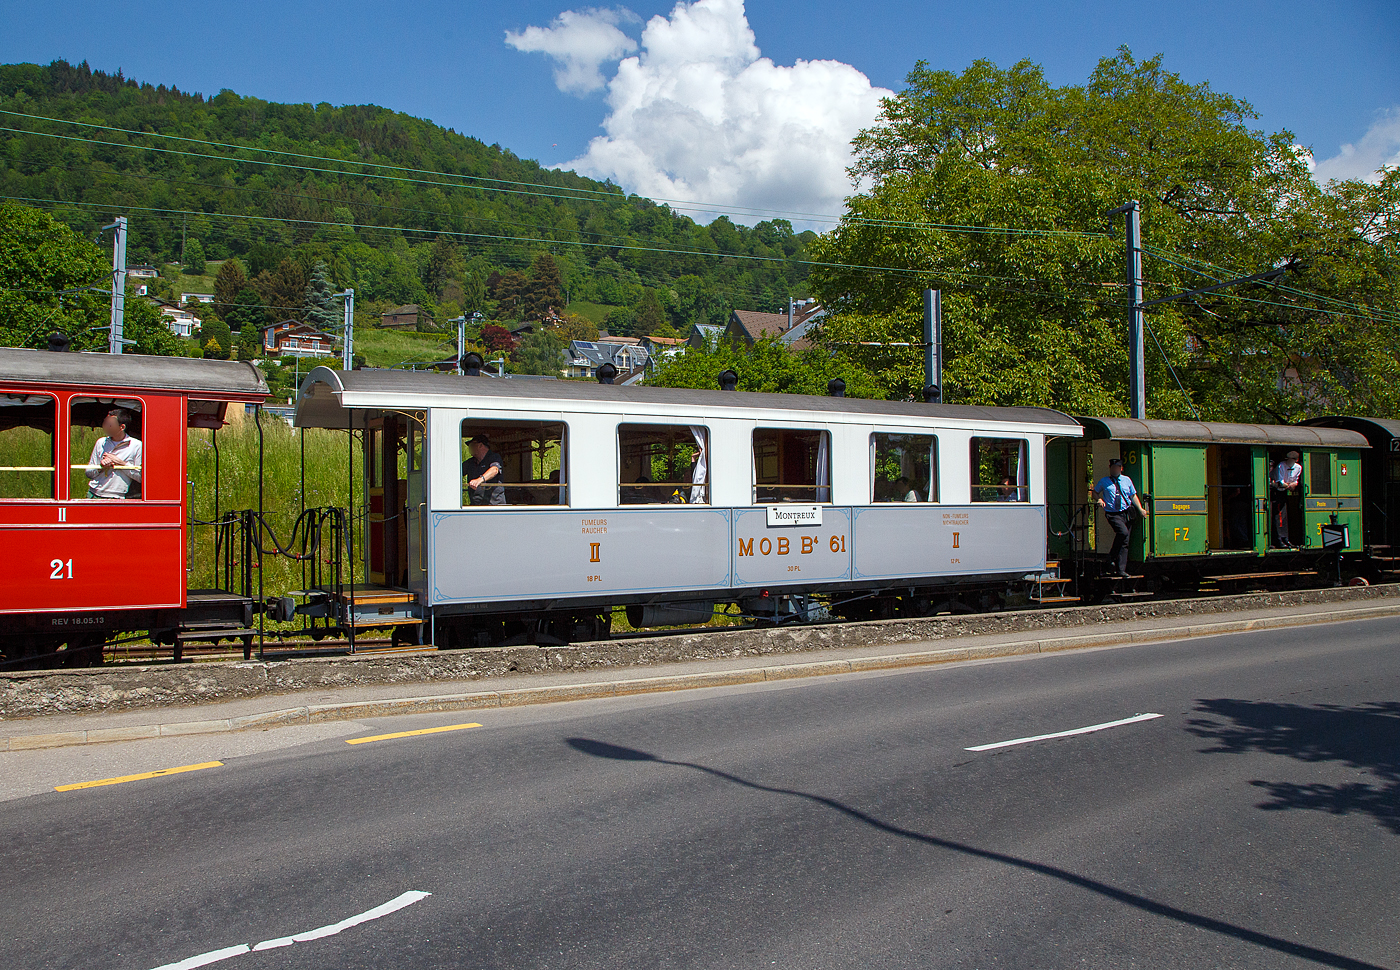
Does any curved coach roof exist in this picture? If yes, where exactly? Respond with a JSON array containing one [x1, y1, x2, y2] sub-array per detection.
[[1301, 415, 1400, 444], [0, 347, 268, 401], [1080, 416, 1369, 449], [295, 366, 1082, 432]]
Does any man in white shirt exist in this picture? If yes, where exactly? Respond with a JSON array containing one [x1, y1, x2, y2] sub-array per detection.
[[1273, 450, 1302, 546], [85, 407, 143, 499]]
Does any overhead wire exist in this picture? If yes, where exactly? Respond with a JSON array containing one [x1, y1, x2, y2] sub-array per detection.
[[3, 108, 1388, 328], [2, 109, 1115, 241]]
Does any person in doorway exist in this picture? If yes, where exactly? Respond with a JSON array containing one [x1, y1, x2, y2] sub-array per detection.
[[85, 407, 143, 499], [1273, 450, 1303, 546], [1094, 457, 1147, 578], [462, 435, 505, 505]]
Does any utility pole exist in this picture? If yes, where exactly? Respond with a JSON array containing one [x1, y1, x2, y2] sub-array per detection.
[[101, 216, 129, 355], [449, 315, 466, 374], [336, 289, 355, 370], [1106, 202, 1146, 419], [922, 289, 942, 402]]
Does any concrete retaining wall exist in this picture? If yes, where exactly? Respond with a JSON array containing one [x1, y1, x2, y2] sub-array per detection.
[[4, 584, 1397, 721]]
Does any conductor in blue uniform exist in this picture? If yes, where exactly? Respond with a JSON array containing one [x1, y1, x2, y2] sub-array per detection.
[[1094, 457, 1147, 578]]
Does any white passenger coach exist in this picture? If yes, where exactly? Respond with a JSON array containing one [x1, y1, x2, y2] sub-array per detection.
[[294, 367, 1082, 646]]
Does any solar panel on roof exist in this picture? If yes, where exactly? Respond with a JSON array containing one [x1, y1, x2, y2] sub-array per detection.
[[574, 342, 596, 351]]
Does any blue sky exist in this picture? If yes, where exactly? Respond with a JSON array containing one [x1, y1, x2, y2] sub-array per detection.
[[2, 1, 1395, 223]]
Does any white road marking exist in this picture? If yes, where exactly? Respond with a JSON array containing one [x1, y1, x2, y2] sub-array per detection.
[[146, 891, 431, 970], [966, 713, 1163, 751], [252, 890, 432, 949], [147, 945, 250, 970]]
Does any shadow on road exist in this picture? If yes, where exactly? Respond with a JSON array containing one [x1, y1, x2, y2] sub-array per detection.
[[567, 737, 1382, 970], [1188, 699, 1400, 834]]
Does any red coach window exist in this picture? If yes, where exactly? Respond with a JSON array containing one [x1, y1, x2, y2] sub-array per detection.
[[0, 393, 56, 499], [70, 398, 145, 500]]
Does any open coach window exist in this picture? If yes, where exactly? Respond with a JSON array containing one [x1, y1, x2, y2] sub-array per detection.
[[873, 433, 938, 503], [460, 419, 567, 507], [618, 424, 708, 504], [70, 397, 144, 500], [0, 394, 56, 499], [753, 428, 830, 504], [971, 437, 1028, 503]]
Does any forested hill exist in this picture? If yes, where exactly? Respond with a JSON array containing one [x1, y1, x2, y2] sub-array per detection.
[[0, 59, 813, 332]]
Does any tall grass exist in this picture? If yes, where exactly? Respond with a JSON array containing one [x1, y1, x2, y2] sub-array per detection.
[[186, 417, 363, 596]]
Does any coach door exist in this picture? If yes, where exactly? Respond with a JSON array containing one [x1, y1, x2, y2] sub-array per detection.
[[405, 416, 428, 595], [366, 416, 404, 587]]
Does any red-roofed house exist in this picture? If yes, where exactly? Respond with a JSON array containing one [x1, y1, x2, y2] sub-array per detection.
[[724, 301, 825, 350]]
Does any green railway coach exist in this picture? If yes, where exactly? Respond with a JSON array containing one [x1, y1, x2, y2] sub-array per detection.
[[1048, 418, 1368, 576]]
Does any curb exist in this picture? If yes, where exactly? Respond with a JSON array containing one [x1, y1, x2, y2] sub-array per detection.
[[6, 602, 1400, 752]]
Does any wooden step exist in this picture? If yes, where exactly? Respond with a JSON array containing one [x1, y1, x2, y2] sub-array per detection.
[[1110, 590, 1154, 599], [1033, 595, 1082, 604], [1034, 577, 1071, 585]]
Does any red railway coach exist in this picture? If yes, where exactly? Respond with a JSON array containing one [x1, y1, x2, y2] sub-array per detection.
[[0, 347, 268, 666]]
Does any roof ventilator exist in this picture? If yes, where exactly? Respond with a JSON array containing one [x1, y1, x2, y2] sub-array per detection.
[[717, 369, 739, 392]]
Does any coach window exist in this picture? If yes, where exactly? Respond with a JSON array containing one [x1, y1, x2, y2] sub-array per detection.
[[872, 433, 938, 503], [753, 428, 830, 503], [971, 437, 1028, 502], [619, 424, 709, 504], [70, 398, 145, 500], [460, 419, 567, 507], [0, 394, 56, 499], [1308, 452, 1332, 495]]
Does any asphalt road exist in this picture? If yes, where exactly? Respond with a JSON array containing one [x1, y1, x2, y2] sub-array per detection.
[[3, 617, 1399, 970]]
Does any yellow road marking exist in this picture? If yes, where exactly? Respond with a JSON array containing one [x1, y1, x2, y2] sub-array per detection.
[[346, 722, 482, 745], [55, 761, 223, 792]]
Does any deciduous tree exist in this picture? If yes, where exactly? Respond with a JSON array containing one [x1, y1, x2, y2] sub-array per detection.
[[811, 49, 1400, 419]]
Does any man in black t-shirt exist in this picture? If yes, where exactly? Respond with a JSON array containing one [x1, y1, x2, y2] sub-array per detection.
[[463, 435, 506, 505]]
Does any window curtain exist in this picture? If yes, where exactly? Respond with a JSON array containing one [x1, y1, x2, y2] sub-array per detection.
[[815, 433, 830, 502], [689, 426, 707, 504], [1016, 440, 1028, 502]]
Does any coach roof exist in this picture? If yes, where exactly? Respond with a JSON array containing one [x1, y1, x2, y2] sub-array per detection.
[[1080, 416, 1369, 449], [295, 366, 1082, 431], [0, 347, 269, 401]]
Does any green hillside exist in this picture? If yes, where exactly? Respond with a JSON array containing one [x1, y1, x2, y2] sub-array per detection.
[[0, 59, 813, 337]]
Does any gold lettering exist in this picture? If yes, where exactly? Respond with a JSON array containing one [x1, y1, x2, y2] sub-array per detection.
[[952, 532, 960, 549], [777, 537, 789, 555], [760, 537, 772, 556], [738, 537, 753, 557], [801, 535, 814, 554], [589, 542, 601, 563]]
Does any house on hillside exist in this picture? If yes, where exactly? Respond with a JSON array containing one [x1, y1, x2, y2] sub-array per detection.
[[153, 299, 200, 338], [567, 337, 651, 380], [260, 319, 336, 358], [640, 334, 686, 361], [181, 292, 215, 304], [724, 300, 825, 350], [686, 323, 724, 350], [380, 304, 433, 330], [126, 265, 160, 280]]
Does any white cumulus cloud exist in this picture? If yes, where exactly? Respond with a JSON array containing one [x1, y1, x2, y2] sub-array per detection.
[[1312, 107, 1400, 185], [505, 7, 639, 95], [513, 0, 891, 226]]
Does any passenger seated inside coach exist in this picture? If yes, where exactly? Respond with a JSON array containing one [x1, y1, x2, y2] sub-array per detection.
[[462, 435, 506, 506], [460, 420, 568, 508]]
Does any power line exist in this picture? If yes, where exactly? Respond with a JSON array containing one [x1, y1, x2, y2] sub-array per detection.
[[1, 110, 1118, 242]]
